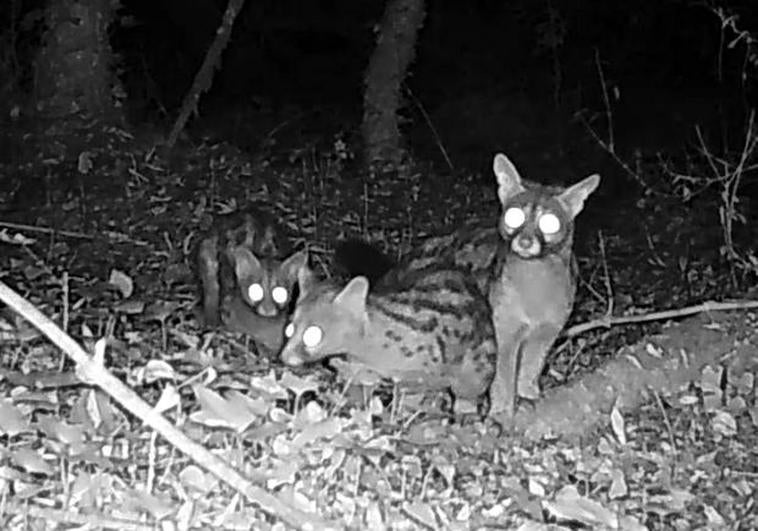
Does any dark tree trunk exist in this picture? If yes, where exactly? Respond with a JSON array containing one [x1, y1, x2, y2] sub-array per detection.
[[362, 0, 426, 172], [34, 0, 123, 130]]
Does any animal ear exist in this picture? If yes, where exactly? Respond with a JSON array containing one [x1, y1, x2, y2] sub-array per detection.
[[297, 263, 318, 297], [258, 224, 280, 255], [333, 276, 370, 316], [558, 174, 601, 219], [493, 153, 525, 205], [229, 246, 262, 281], [280, 249, 308, 282]]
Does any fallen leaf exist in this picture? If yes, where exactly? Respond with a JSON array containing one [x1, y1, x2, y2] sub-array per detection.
[[610, 404, 627, 445], [12, 447, 54, 475], [276, 370, 317, 398], [114, 300, 145, 314], [403, 501, 437, 528], [154, 385, 181, 414], [544, 485, 618, 528], [711, 410, 737, 437], [178, 465, 217, 497], [703, 504, 725, 527], [140, 359, 178, 383], [190, 384, 256, 432], [608, 468, 628, 499], [108, 269, 134, 298], [0, 399, 30, 437]]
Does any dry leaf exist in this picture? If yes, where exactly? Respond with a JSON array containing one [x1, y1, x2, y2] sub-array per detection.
[[544, 485, 618, 528], [108, 269, 134, 298], [610, 404, 627, 445]]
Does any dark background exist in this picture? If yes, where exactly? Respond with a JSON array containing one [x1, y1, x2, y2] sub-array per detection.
[[107, 0, 755, 178], [1, 0, 755, 183]]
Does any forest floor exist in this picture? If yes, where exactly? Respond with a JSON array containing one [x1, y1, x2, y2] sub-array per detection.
[[0, 119, 756, 530]]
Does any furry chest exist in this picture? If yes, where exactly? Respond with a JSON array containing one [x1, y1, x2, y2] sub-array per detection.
[[491, 256, 575, 322]]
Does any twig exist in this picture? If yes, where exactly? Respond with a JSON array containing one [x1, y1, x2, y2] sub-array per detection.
[[0, 280, 337, 531], [566, 299, 758, 338], [0, 221, 92, 240], [652, 390, 677, 454], [597, 231, 614, 318], [166, 0, 247, 149], [59, 271, 70, 373], [577, 50, 647, 186], [4, 503, 154, 531], [594, 48, 614, 152], [405, 86, 454, 172], [0, 221, 148, 245]]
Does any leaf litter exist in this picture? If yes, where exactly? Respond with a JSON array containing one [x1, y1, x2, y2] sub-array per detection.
[[0, 130, 755, 529]]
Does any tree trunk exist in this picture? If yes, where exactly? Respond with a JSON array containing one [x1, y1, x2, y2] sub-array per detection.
[[362, 0, 426, 172], [34, 0, 123, 131]]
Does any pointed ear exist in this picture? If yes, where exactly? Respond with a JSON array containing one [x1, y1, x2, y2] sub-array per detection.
[[258, 224, 280, 255], [493, 153, 525, 205], [229, 246, 262, 280], [558, 174, 601, 219], [280, 249, 308, 282], [297, 263, 318, 296], [333, 276, 370, 316]]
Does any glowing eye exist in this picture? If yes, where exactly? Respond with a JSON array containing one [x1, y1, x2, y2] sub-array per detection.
[[503, 207, 526, 229], [302, 325, 323, 348], [271, 286, 289, 305], [247, 283, 264, 302], [284, 322, 295, 338], [538, 213, 561, 235]]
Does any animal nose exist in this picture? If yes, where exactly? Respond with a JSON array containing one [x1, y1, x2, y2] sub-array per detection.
[[256, 302, 278, 317], [516, 234, 533, 248]]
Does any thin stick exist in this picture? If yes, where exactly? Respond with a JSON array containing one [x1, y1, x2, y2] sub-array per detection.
[[5, 503, 154, 531], [0, 221, 147, 245], [566, 299, 758, 338], [653, 390, 677, 454], [597, 231, 614, 318], [61, 271, 69, 334], [166, 0, 247, 148], [594, 48, 614, 152], [59, 270, 69, 372], [0, 280, 336, 530], [0, 221, 92, 240], [405, 85, 454, 172]]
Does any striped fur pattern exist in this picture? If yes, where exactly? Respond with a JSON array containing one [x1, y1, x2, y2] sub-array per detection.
[[377, 225, 498, 293], [280, 266, 497, 415], [360, 153, 600, 418]]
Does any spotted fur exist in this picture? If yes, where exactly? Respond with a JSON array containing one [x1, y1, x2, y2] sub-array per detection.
[[280, 266, 497, 415]]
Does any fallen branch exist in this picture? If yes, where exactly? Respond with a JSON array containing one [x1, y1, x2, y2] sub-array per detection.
[[6, 503, 154, 531], [166, 0, 247, 148], [0, 221, 148, 245], [0, 280, 338, 531], [0, 221, 92, 240], [566, 299, 758, 337]]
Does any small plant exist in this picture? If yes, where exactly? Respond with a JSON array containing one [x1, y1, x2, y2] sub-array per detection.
[[666, 113, 758, 280], [579, 4, 758, 282]]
